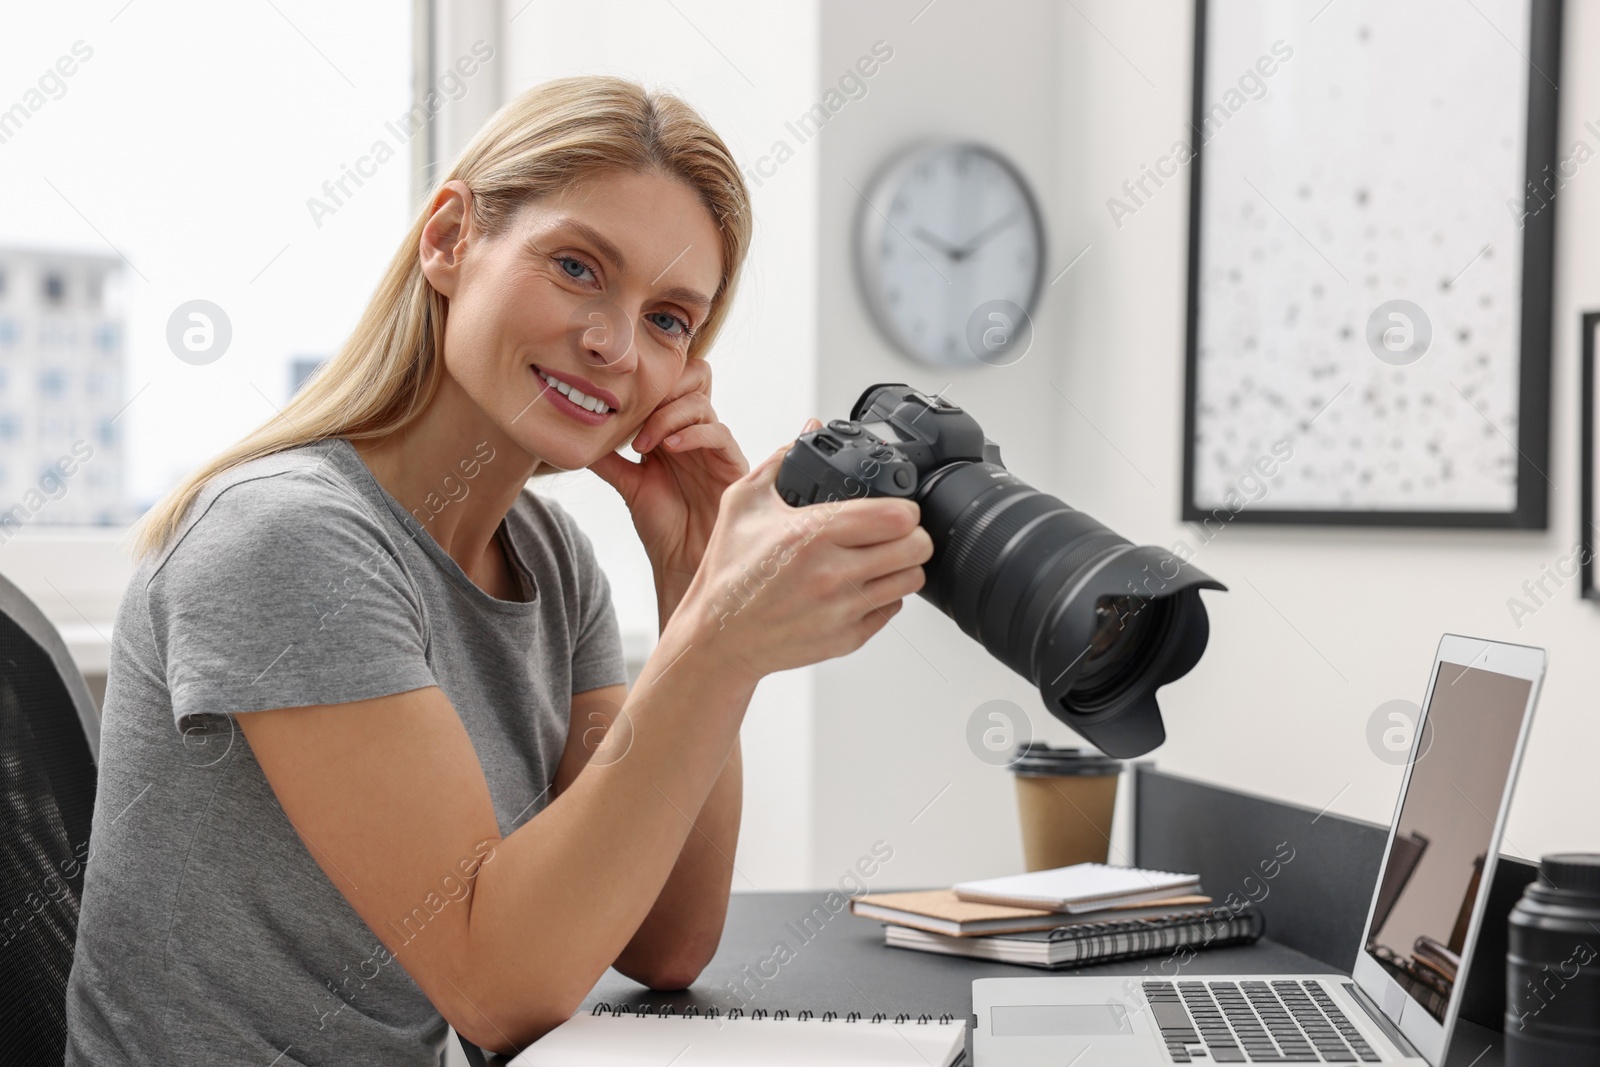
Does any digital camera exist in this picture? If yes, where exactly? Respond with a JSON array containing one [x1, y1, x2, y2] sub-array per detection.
[[776, 383, 1226, 757]]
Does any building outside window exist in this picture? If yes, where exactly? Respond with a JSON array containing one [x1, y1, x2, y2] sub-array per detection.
[[0, 249, 126, 535]]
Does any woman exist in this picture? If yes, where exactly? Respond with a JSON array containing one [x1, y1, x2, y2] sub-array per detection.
[[62, 75, 931, 1064]]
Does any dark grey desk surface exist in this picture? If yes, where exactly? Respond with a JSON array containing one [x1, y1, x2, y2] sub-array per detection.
[[580, 890, 1334, 1019], [564, 891, 1503, 1067]]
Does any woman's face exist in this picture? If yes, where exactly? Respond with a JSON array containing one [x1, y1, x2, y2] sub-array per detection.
[[423, 168, 725, 471]]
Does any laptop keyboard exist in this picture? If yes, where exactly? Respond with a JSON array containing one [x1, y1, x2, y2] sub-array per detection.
[[1143, 980, 1382, 1062]]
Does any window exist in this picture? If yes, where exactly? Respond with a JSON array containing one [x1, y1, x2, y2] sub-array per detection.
[[2, 2, 414, 526]]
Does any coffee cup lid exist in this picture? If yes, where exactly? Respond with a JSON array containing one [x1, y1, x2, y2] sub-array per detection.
[[1009, 741, 1122, 777]]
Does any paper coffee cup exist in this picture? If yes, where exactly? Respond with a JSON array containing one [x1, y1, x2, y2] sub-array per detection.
[[1010, 742, 1123, 873]]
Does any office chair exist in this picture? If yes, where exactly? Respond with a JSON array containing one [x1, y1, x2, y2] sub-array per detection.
[[0, 571, 102, 1063], [0, 574, 501, 1067]]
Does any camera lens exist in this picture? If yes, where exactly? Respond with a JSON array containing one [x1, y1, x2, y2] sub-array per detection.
[[1087, 595, 1145, 662], [786, 382, 1228, 757], [1075, 595, 1168, 704], [912, 460, 1224, 757]]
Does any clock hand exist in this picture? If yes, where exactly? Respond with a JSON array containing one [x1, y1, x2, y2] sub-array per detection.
[[912, 226, 965, 261], [953, 209, 1022, 259]]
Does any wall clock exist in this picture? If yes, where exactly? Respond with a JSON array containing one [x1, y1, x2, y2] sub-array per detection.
[[855, 141, 1046, 367]]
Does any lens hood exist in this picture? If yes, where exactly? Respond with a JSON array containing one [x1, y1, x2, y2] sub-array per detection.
[[1033, 545, 1225, 757], [779, 382, 1228, 759]]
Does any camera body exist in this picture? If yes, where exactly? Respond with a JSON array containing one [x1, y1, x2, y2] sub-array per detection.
[[776, 385, 993, 510], [776, 383, 1225, 758]]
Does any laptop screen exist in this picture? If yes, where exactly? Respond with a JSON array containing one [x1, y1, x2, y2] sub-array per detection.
[[1362, 662, 1533, 1023]]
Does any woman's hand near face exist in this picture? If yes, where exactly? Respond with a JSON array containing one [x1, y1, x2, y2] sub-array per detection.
[[590, 358, 748, 623], [671, 424, 935, 685]]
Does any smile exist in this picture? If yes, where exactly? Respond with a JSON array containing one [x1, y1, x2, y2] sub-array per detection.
[[536, 366, 615, 417]]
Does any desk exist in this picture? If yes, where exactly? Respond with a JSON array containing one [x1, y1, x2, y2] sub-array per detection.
[[494, 769, 1515, 1066], [570, 891, 1503, 1066], [580, 890, 1336, 1020]]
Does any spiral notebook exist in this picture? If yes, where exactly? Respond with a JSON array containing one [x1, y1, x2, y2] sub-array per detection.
[[881, 905, 1264, 969], [509, 1005, 967, 1066]]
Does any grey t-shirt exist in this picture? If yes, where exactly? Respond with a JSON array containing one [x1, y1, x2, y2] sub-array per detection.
[[63, 437, 629, 1066]]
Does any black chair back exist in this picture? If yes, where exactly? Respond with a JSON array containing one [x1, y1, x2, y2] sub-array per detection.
[[0, 572, 100, 1063]]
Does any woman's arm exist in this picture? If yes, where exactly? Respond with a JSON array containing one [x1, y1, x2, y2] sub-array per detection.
[[237, 618, 753, 1054], [610, 734, 741, 988], [236, 451, 930, 1055], [552, 684, 744, 990]]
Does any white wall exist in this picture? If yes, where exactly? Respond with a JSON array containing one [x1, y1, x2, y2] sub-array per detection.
[[1049, 0, 1600, 863], [807, 0, 1080, 890], [798, 0, 1600, 892]]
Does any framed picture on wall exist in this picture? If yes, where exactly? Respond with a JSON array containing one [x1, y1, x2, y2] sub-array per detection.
[[1581, 313, 1600, 600], [1181, 0, 1561, 527]]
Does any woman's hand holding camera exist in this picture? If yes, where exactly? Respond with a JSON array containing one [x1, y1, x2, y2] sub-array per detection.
[[676, 417, 935, 686]]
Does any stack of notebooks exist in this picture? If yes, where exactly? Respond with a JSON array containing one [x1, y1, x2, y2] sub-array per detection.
[[850, 862, 1263, 970]]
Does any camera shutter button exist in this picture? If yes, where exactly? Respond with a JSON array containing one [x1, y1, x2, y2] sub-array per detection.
[[827, 420, 861, 436]]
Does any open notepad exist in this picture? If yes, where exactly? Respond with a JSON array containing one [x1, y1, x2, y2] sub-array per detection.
[[509, 1007, 966, 1066]]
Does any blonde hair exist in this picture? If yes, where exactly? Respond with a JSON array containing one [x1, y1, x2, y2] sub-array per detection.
[[134, 75, 752, 557]]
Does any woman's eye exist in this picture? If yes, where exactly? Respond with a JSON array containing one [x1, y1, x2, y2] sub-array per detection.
[[648, 310, 692, 338], [557, 256, 596, 282]]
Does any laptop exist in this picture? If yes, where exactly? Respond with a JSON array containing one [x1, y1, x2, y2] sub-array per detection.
[[970, 635, 1545, 1065]]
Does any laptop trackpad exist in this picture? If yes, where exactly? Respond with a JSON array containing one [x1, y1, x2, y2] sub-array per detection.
[[992, 1003, 1134, 1037]]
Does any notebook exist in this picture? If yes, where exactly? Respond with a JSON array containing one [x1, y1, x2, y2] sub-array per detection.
[[881, 905, 1264, 969], [952, 862, 1199, 914], [849, 888, 1214, 936], [510, 1005, 967, 1066]]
